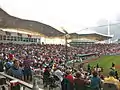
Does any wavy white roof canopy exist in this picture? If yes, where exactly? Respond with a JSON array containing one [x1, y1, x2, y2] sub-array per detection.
[[76, 29, 114, 37]]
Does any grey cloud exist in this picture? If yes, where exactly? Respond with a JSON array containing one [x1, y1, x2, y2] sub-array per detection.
[[92, 18, 120, 41]]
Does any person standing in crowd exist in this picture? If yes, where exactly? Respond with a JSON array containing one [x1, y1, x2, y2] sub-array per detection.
[[115, 71, 119, 79], [87, 64, 91, 74], [54, 66, 63, 82], [96, 63, 99, 68], [74, 71, 88, 90], [62, 70, 74, 90], [0, 55, 4, 72], [112, 62, 115, 70], [0, 59, 4, 72], [8, 53, 14, 61], [90, 71, 101, 90], [23, 56, 32, 82], [5, 59, 13, 73], [104, 71, 120, 89], [7, 60, 24, 80], [43, 66, 50, 88], [65, 70, 74, 83]]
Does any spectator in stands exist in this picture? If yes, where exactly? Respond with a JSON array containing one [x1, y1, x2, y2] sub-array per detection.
[[112, 62, 115, 70], [7, 60, 24, 80], [65, 70, 74, 82], [43, 66, 50, 88], [74, 71, 88, 90], [104, 71, 120, 89], [62, 69, 74, 90], [115, 71, 119, 79], [23, 56, 32, 82], [5, 59, 13, 73], [87, 64, 91, 74], [0, 58, 4, 72], [23, 64, 32, 82], [54, 66, 63, 82], [90, 71, 101, 90], [53, 66, 63, 88]]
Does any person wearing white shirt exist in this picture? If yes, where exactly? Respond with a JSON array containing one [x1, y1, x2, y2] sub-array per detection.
[[54, 67, 63, 88]]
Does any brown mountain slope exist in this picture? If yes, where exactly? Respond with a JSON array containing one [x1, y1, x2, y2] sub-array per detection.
[[0, 8, 64, 37]]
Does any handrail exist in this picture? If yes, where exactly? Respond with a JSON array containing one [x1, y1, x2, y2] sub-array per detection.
[[0, 72, 43, 90]]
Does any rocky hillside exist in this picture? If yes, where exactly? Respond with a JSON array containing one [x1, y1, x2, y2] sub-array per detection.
[[0, 8, 64, 37]]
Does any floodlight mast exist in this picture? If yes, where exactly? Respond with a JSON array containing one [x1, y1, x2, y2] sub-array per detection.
[[107, 19, 111, 43], [61, 27, 68, 63]]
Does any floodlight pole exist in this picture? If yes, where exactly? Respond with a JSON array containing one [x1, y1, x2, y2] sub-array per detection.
[[108, 19, 111, 43], [65, 34, 68, 63], [62, 27, 68, 63]]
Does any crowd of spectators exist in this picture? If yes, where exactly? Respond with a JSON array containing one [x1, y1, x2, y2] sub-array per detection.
[[0, 43, 120, 90], [0, 43, 120, 64]]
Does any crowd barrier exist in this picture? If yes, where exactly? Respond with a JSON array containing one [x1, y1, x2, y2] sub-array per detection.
[[0, 72, 43, 90]]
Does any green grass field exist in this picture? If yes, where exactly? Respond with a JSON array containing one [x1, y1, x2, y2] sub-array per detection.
[[85, 55, 120, 76]]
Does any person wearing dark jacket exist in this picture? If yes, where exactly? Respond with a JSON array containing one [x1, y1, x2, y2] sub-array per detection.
[[43, 66, 50, 88], [74, 71, 88, 90], [0, 59, 4, 72]]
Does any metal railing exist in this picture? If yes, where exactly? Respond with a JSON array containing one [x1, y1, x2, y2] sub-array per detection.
[[0, 72, 43, 90]]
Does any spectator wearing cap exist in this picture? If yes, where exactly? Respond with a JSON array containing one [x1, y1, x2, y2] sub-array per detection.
[[104, 71, 120, 89], [90, 71, 101, 90]]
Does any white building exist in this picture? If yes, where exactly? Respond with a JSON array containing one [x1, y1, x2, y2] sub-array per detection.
[[0, 28, 65, 44]]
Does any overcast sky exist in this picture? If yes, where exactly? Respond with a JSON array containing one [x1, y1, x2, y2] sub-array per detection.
[[0, 0, 120, 33]]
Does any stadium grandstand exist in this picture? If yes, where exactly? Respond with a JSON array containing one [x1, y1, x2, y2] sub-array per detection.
[[0, 29, 41, 44], [114, 39, 120, 44], [1, 8, 120, 90], [0, 28, 113, 45], [70, 29, 113, 41], [69, 29, 113, 47]]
